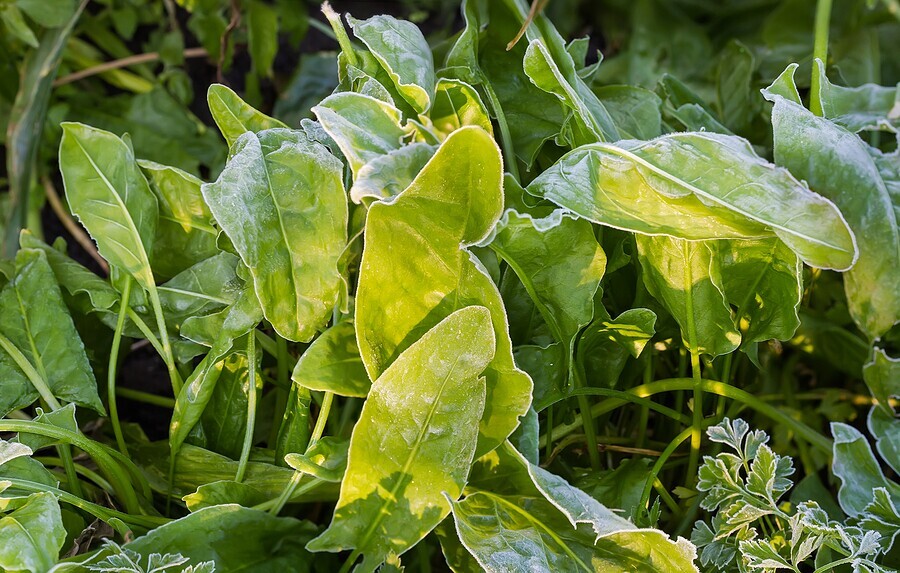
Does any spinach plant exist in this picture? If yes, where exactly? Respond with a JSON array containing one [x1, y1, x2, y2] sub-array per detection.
[[0, 0, 898, 571]]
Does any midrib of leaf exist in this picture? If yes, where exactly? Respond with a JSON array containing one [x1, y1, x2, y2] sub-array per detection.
[[598, 142, 851, 253], [210, 90, 286, 135], [476, 491, 593, 573], [0, 332, 59, 409], [354, 354, 466, 553], [681, 241, 700, 352], [12, 281, 49, 385], [69, 137, 152, 286], [532, 41, 605, 143], [156, 287, 230, 305], [158, 213, 217, 235], [259, 151, 303, 327]]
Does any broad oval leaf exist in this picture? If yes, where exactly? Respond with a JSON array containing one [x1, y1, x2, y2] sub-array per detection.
[[355, 126, 533, 454], [350, 143, 435, 204], [59, 122, 158, 291], [831, 422, 900, 517], [764, 64, 900, 338], [528, 132, 857, 271], [207, 84, 288, 147], [636, 235, 741, 357], [0, 249, 104, 415], [201, 128, 347, 342], [306, 306, 494, 571], [0, 492, 66, 573], [348, 14, 435, 113]]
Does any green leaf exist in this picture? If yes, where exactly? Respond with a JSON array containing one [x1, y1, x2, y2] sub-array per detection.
[[0, 249, 104, 415], [15, 0, 77, 28], [133, 440, 337, 503], [247, 0, 278, 77], [312, 92, 410, 179], [207, 84, 288, 148], [170, 289, 262, 458], [745, 444, 794, 504], [201, 129, 346, 342], [523, 39, 620, 145], [350, 143, 435, 203], [527, 132, 857, 271], [199, 350, 258, 459], [429, 78, 494, 138], [714, 40, 756, 133], [868, 406, 900, 476], [54, 505, 321, 573], [444, 0, 566, 168], [275, 384, 311, 467], [488, 209, 606, 354], [831, 422, 900, 517], [18, 231, 119, 315], [594, 85, 663, 140], [291, 320, 370, 398], [59, 122, 158, 292], [307, 306, 494, 571], [183, 480, 268, 512], [284, 437, 348, 482], [576, 308, 657, 389], [764, 65, 899, 339], [636, 235, 740, 356], [19, 403, 79, 452], [812, 59, 900, 133], [864, 347, 900, 416], [157, 252, 243, 332], [138, 160, 220, 280], [1, 5, 38, 47], [0, 492, 65, 573], [355, 127, 532, 455], [348, 14, 435, 113], [715, 239, 802, 346], [859, 487, 900, 552], [0, 439, 32, 467]]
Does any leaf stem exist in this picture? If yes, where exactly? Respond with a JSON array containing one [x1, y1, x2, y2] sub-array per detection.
[[147, 285, 183, 395], [117, 387, 175, 408], [108, 276, 132, 456], [321, 2, 358, 67], [0, 419, 142, 514], [540, 378, 833, 453], [481, 81, 521, 181], [640, 426, 693, 510], [235, 333, 259, 483], [810, 0, 832, 116], [687, 350, 703, 487]]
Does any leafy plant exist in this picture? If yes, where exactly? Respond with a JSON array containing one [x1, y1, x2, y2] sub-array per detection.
[[0, 0, 898, 571]]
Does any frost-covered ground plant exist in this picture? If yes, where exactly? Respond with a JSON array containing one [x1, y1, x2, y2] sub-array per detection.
[[0, 0, 898, 571]]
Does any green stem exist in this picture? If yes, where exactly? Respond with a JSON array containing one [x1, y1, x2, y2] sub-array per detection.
[[235, 333, 259, 483], [108, 276, 132, 456], [687, 350, 703, 487], [322, 1, 358, 67], [481, 80, 520, 181], [640, 426, 694, 510], [117, 387, 175, 408], [543, 387, 691, 425], [810, 0, 833, 116], [4, 478, 167, 530], [268, 392, 335, 516], [147, 286, 182, 395], [34, 456, 114, 492], [125, 309, 165, 356], [540, 378, 833, 453], [0, 420, 141, 514], [0, 333, 85, 498]]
